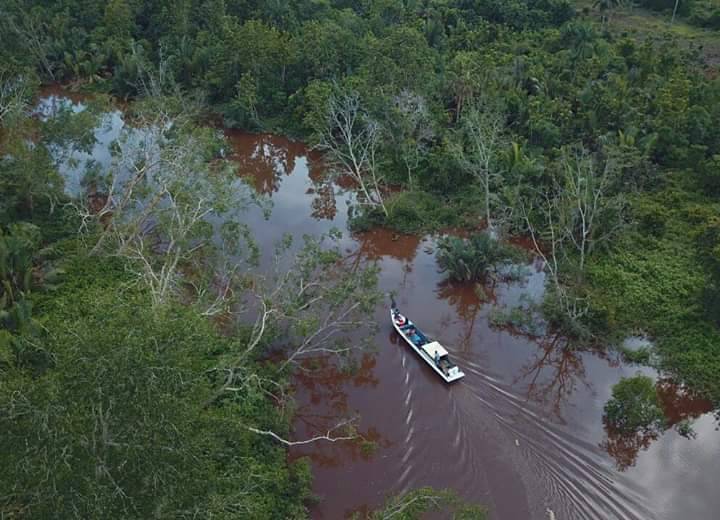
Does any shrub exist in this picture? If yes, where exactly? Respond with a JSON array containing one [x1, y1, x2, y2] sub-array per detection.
[[436, 232, 514, 282], [348, 191, 463, 234], [603, 374, 666, 433], [620, 346, 653, 365]]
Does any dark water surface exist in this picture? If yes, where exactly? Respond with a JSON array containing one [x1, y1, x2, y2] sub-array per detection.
[[41, 92, 720, 520], [227, 134, 719, 520]]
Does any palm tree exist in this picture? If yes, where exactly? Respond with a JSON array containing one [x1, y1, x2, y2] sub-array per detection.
[[563, 22, 598, 65], [0, 223, 59, 333], [0, 225, 35, 333]]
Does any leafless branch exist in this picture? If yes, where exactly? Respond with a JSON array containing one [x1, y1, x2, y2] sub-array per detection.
[[246, 417, 358, 446], [382, 494, 444, 519], [456, 102, 506, 233], [316, 90, 388, 216]]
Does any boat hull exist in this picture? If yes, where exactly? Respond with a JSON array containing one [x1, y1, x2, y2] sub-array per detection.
[[390, 309, 465, 383]]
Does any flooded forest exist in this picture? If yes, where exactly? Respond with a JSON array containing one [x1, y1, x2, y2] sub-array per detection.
[[2, 1, 720, 519]]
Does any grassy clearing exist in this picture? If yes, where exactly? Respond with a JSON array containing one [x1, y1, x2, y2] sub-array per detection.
[[576, 1, 720, 68]]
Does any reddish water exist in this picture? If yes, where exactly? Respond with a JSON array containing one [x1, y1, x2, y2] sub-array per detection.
[[230, 133, 719, 520], [43, 92, 720, 520]]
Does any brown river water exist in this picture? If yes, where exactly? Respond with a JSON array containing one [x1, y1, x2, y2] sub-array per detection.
[[226, 132, 720, 520], [41, 92, 720, 520]]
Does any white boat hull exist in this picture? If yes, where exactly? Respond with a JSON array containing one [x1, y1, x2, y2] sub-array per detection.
[[391, 309, 465, 383]]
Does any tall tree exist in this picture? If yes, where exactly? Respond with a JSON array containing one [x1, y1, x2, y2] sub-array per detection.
[[454, 102, 506, 233], [316, 90, 388, 217], [384, 89, 434, 189], [520, 146, 626, 324]]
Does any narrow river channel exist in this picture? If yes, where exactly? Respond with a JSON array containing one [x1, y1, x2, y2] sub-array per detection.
[[42, 91, 720, 520], [227, 132, 720, 520]]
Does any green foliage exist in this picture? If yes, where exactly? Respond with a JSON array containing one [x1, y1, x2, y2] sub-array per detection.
[[604, 374, 666, 433], [489, 303, 543, 336], [1, 250, 312, 518], [3, 0, 720, 509], [436, 233, 517, 283], [386, 191, 463, 233], [360, 487, 487, 520], [586, 179, 720, 401], [0, 95, 66, 222], [620, 346, 653, 365], [349, 190, 468, 234], [0, 222, 62, 363]]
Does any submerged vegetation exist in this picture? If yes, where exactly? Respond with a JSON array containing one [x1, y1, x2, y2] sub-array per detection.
[[604, 374, 666, 434], [1, 0, 720, 516], [0, 74, 382, 516], [436, 232, 519, 282], [600, 373, 710, 470]]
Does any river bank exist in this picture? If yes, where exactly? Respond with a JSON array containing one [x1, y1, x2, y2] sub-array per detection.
[[39, 88, 720, 520]]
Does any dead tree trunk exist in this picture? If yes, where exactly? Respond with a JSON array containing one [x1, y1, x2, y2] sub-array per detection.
[[316, 91, 388, 217]]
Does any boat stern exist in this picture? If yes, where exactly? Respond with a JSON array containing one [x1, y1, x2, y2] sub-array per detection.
[[445, 366, 465, 383]]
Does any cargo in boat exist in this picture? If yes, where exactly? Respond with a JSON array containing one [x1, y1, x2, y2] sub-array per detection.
[[390, 303, 465, 383]]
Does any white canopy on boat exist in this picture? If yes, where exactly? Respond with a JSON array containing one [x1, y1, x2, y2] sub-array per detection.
[[421, 341, 448, 358]]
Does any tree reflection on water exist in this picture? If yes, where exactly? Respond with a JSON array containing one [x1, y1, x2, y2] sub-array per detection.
[[290, 353, 387, 468], [513, 332, 595, 420], [307, 155, 337, 220], [601, 378, 714, 471], [435, 279, 489, 352], [226, 131, 305, 194]]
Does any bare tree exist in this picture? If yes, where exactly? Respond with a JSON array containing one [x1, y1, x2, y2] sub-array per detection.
[[386, 90, 434, 188], [202, 232, 380, 445], [561, 150, 624, 274], [520, 147, 625, 323], [71, 89, 250, 309], [207, 232, 380, 404], [316, 90, 388, 216], [455, 102, 506, 234], [520, 190, 590, 322], [121, 192, 215, 308]]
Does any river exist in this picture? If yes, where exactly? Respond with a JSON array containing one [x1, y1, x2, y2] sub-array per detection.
[[41, 91, 720, 520], [228, 132, 720, 520]]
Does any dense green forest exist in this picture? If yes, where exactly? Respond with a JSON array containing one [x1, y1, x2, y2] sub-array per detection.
[[2, 0, 720, 517]]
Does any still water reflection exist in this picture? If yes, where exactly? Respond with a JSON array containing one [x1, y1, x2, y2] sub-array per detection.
[[42, 92, 720, 520], [233, 134, 719, 520]]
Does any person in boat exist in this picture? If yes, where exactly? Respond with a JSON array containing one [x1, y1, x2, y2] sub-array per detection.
[[407, 327, 422, 346], [434, 350, 440, 366]]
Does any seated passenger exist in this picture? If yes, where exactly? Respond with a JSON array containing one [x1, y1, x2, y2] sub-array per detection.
[[406, 327, 422, 345]]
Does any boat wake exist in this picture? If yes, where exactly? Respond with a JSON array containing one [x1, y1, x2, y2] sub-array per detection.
[[454, 360, 655, 520]]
